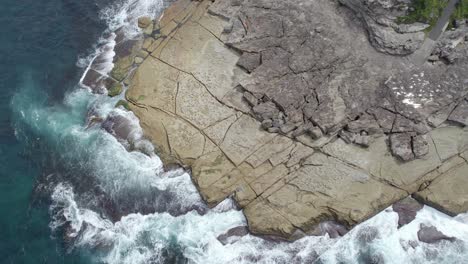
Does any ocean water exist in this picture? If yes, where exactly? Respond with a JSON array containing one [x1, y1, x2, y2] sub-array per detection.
[[1, 0, 468, 263]]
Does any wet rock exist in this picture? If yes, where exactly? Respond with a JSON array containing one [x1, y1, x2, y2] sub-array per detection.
[[101, 112, 137, 142], [309, 221, 348, 238], [357, 226, 380, 245], [417, 224, 456, 244], [358, 251, 386, 264], [392, 196, 423, 228], [111, 36, 143, 81], [292, 251, 320, 263], [86, 116, 104, 129], [81, 69, 118, 94], [138, 16, 152, 28], [217, 226, 249, 245], [107, 82, 123, 97], [115, 100, 130, 111]]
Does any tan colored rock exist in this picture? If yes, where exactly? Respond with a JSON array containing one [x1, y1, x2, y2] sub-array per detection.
[[220, 115, 276, 166], [233, 179, 257, 207], [245, 135, 294, 168], [127, 58, 179, 112], [322, 136, 442, 192], [437, 155, 466, 174], [138, 16, 152, 28], [200, 168, 244, 205], [286, 143, 315, 168], [158, 21, 245, 100], [142, 37, 154, 51], [251, 164, 289, 195], [245, 152, 406, 237], [176, 72, 235, 129], [143, 23, 154, 35], [129, 106, 205, 164], [415, 163, 468, 215], [191, 150, 235, 189], [461, 150, 468, 162], [125, 0, 468, 240], [134, 57, 144, 64], [203, 115, 237, 145], [221, 85, 253, 113], [238, 161, 274, 184], [160, 20, 179, 37], [159, 0, 192, 28], [430, 126, 468, 161], [280, 154, 404, 226], [269, 144, 296, 166], [244, 198, 296, 237]]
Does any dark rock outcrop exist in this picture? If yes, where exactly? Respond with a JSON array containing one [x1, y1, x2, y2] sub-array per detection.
[[392, 197, 423, 227], [417, 224, 456, 244], [217, 226, 249, 245]]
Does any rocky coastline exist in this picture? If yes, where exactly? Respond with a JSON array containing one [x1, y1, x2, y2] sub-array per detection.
[[84, 0, 468, 241]]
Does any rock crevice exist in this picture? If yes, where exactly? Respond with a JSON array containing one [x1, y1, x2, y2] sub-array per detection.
[[112, 0, 468, 240]]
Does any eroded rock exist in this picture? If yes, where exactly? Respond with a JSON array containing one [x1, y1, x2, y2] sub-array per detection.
[[417, 224, 456, 244], [392, 196, 423, 227], [217, 226, 249, 245], [123, 0, 468, 240]]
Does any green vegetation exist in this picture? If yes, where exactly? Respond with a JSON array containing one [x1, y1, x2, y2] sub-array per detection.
[[115, 100, 130, 110], [452, 0, 468, 21], [108, 83, 123, 97], [397, 0, 449, 27], [398, 0, 468, 31]]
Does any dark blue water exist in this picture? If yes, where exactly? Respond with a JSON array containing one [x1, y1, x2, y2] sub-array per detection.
[[2, 0, 468, 263], [0, 0, 110, 262]]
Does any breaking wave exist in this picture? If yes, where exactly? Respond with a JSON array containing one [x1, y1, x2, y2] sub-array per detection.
[[10, 0, 468, 263]]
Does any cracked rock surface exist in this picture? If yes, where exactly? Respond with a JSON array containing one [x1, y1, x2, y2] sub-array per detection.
[[122, 0, 468, 240]]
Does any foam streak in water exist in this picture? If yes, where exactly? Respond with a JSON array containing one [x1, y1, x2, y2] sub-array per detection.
[[15, 0, 465, 263]]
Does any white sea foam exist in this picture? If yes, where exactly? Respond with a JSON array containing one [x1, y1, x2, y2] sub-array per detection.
[[43, 0, 468, 263], [100, 0, 164, 37], [317, 207, 468, 264]]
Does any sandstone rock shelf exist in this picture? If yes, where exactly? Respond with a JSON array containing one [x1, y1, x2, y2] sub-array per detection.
[[113, 0, 468, 240]]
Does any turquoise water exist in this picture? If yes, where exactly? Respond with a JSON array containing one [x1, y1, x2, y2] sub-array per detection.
[[0, 0, 108, 262], [2, 0, 468, 263]]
